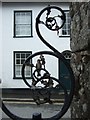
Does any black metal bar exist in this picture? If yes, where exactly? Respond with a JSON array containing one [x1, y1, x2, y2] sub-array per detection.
[[32, 113, 42, 120]]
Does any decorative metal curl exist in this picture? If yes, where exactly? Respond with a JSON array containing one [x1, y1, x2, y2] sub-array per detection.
[[2, 5, 75, 120], [37, 5, 66, 35]]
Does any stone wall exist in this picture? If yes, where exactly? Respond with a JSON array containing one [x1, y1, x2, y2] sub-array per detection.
[[70, 2, 90, 119]]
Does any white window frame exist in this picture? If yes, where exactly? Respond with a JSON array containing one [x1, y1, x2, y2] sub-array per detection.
[[13, 51, 32, 79], [60, 10, 70, 37], [14, 11, 33, 38]]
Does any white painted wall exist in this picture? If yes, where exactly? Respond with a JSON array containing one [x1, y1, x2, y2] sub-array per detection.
[[0, 2, 2, 119], [0, 2, 2, 88], [2, 2, 70, 88]]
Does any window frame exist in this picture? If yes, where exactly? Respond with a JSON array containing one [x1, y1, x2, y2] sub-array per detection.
[[13, 10, 33, 38], [13, 51, 32, 79], [59, 10, 70, 37]]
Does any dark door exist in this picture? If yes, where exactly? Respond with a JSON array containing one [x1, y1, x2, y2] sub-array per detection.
[[60, 59, 71, 91]]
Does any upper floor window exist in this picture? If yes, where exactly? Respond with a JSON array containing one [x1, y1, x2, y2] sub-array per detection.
[[14, 11, 32, 38], [61, 11, 70, 36], [13, 51, 32, 79]]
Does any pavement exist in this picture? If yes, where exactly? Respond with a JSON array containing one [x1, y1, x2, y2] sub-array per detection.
[[1, 89, 71, 120], [1, 99, 71, 120]]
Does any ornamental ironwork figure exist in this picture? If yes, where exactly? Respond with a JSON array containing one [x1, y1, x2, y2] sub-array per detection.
[[40, 54, 46, 69], [36, 59, 42, 76]]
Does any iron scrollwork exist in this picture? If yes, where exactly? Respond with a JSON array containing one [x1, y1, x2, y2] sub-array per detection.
[[2, 5, 75, 120]]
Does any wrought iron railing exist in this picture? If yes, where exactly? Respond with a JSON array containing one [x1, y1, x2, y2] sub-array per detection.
[[2, 5, 75, 120]]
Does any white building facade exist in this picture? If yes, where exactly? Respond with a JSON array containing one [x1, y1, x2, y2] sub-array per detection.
[[1, 2, 70, 88]]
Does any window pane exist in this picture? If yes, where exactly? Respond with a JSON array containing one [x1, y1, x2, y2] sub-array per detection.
[[16, 53, 20, 58], [62, 30, 67, 35], [21, 59, 25, 64], [68, 30, 70, 35], [26, 53, 31, 58], [15, 65, 21, 76], [21, 53, 25, 58], [15, 65, 20, 71], [26, 60, 30, 65], [15, 25, 21, 35], [25, 71, 31, 76], [26, 66, 31, 71], [25, 66, 31, 76], [15, 12, 31, 24], [16, 59, 20, 64], [15, 24, 31, 36], [15, 13, 21, 24], [62, 11, 70, 36], [16, 71, 20, 76]]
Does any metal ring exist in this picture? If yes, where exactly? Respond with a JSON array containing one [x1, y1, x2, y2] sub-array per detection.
[[21, 51, 75, 119]]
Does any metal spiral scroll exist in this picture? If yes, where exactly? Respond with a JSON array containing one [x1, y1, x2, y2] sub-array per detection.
[[2, 6, 75, 120]]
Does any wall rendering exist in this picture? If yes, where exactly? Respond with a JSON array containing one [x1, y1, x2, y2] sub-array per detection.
[[2, 2, 70, 88]]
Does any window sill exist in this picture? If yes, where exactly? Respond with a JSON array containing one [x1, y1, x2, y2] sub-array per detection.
[[13, 36, 33, 38], [59, 35, 70, 37], [13, 77, 32, 79]]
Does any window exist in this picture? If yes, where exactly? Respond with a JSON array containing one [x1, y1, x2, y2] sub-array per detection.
[[13, 51, 32, 79], [62, 11, 70, 36], [14, 11, 32, 37]]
